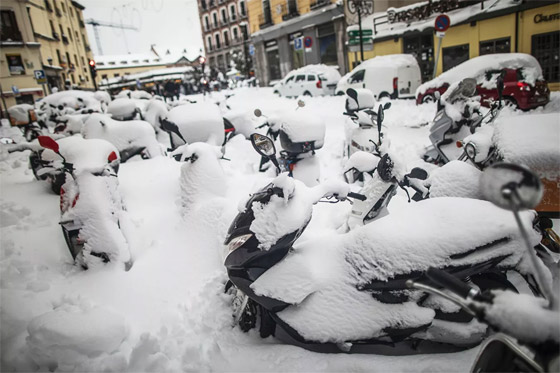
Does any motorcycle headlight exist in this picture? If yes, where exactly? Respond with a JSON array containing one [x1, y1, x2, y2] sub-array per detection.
[[225, 233, 253, 256], [465, 143, 477, 159]]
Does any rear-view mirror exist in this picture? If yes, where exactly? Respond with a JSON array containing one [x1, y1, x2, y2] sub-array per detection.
[[480, 163, 543, 211], [297, 100, 305, 108], [460, 78, 477, 97], [38, 136, 60, 153], [434, 91, 441, 100], [383, 102, 392, 110], [160, 118, 187, 144], [250, 133, 276, 157], [408, 167, 428, 180], [254, 108, 262, 117]]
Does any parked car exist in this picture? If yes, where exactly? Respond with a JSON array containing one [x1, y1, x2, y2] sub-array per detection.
[[415, 53, 550, 110], [335, 54, 421, 100], [273, 64, 341, 98]]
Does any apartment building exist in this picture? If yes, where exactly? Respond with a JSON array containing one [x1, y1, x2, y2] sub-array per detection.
[[197, 0, 251, 73], [1, 0, 95, 110], [247, 0, 346, 86]]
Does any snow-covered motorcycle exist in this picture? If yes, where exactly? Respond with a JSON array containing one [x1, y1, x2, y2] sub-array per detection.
[[37, 136, 133, 270], [223, 135, 550, 354]]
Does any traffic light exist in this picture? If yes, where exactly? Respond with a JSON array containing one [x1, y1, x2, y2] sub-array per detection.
[[198, 56, 206, 73], [88, 59, 96, 78]]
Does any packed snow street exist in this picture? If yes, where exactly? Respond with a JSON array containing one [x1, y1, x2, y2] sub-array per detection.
[[1, 85, 559, 371]]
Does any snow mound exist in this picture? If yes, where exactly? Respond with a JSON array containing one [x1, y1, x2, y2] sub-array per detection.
[[493, 113, 560, 179], [144, 99, 169, 132], [7, 104, 34, 123], [26, 298, 129, 371], [41, 90, 100, 110], [83, 113, 163, 158], [280, 110, 326, 146], [223, 109, 257, 138], [106, 98, 138, 120], [166, 103, 224, 146], [427, 161, 483, 199], [40, 135, 119, 175], [417, 53, 543, 96]]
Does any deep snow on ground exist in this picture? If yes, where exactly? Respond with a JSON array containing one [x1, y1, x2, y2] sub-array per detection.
[[1, 88, 558, 372]]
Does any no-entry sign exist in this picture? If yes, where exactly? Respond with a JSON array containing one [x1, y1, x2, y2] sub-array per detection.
[[434, 14, 451, 32], [304, 36, 313, 48]]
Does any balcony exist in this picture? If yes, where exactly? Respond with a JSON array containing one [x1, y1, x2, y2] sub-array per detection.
[[79, 19, 85, 28], [280, 2, 299, 21], [258, 13, 273, 29], [44, 0, 53, 12], [62, 34, 69, 44], [52, 31, 60, 40], [55, 7, 62, 16], [310, 0, 330, 11]]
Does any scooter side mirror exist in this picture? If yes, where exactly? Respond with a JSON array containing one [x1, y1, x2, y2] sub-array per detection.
[[480, 163, 543, 211], [383, 102, 392, 110], [254, 108, 262, 117], [250, 133, 281, 173], [297, 100, 305, 108], [460, 78, 477, 97], [160, 118, 187, 144], [38, 136, 60, 154], [407, 167, 428, 181], [250, 133, 276, 157], [434, 91, 441, 100]]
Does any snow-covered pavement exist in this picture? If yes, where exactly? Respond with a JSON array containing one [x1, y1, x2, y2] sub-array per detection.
[[1, 88, 558, 371]]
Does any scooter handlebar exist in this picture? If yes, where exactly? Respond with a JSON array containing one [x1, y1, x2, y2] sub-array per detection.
[[426, 267, 479, 300]]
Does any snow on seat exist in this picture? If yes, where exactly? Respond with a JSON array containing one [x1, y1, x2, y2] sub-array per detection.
[[166, 102, 224, 146]]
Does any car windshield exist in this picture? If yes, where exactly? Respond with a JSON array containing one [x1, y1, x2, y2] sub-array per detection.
[[318, 74, 326, 81]]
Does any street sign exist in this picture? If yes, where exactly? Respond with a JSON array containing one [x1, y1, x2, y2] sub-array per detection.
[[434, 14, 451, 32], [304, 36, 313, 48], [294, 37, 303, 51], [348, 37, 373, 45], [348, 29, 373, 37], [248, 44, 255, 56], [11, 85, 19, 94], [34, 70, 47, 84]]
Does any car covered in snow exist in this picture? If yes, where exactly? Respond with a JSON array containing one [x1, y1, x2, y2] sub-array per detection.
[[415, 53, 550, 110], [336, 54, 422, 100], [273, 64, 341, 98]]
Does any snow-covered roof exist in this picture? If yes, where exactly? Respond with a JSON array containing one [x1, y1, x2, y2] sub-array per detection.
[[368, 0, 520, 41], [99, 66, 194, 88], [95, 47, 196, 70], [357, 54, 418, 69], [417, 53, 543, 96], [282, 64, 341, 83]]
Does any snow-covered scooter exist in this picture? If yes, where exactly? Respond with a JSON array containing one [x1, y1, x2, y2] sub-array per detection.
[[37, 136, 133, 270], [408, 163, 559, 372], [223, 134, 550, 354]]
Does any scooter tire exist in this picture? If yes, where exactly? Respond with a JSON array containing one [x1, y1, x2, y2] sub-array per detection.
[[259, 307, 276, 338]]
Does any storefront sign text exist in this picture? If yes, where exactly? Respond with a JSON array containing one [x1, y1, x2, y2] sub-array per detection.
[[388, 0, 460, 24], [534, 13, 560, 23]]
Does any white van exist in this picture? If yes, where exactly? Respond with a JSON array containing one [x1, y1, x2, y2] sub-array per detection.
[[273, 64, 341, 98], [336, 54, 421, 100]]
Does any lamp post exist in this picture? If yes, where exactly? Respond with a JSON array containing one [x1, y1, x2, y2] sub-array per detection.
[[347, 0, 374, 62]]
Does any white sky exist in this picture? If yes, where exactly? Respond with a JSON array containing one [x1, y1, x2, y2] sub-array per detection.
[[79, 0, 203, 59]]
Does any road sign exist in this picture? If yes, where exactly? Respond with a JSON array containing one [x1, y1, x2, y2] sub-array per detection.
[[304, 36, 313, 48], [294, 37, 303, 51], [348, 29, 372, 37], [248, 44, 255, 56], [434, 14, 451, 32], [348, 37, 373, 45], [34, 70, 47, 84]]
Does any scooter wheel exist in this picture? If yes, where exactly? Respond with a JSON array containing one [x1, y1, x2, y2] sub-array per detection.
[[259, 307, 276, 338]]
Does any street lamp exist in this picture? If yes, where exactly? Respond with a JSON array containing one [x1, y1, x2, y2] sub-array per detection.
[[347, 0, 374, 62]]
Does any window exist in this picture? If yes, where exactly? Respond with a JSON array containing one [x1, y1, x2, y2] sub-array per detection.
[[70, 7, 74, 17], [207, 36, 213, 50], [442, 44, 469, 72], [348, 70, 364, 83], [239, 0, 246, 16], [201, 0, 207, 9], [81, 56, 85, 65], [6, 55, 25, 75], [221, 8, 227, 23], [204, 15, 210, 30], [532, 31, 560, 82], [229, 4, 236, 20], [240, 24, 248, 40], [224, 30, 229, 46], [215, 34, 221, 49], [16, 95, 34, 105], [75, 30, 79, 42], [74, 54, 79, 66], [44, 0, 53, 12], [101, 74, 108, 79], [285, 76, 295, 83], [212, 12, 218, 27], [61, 3, 66, 13], [233, 27, 239, 40], [56, 49, 62, 64], [318, 23, 337, 65], [480, 37, 510, 55], [114, 73, 120, 77], [307, 75, 316, 81], [403, 33, 433, 82], [68, 28, 72, 41], [295, 75, 306, 82], [0, 10, 22, 42]]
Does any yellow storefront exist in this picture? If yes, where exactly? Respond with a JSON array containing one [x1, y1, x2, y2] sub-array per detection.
[[348, 1, 560, 89]]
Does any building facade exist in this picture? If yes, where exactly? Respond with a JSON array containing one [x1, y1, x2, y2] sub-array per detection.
[[1, 0, 95, 111], [197, 0, 251, 74], [347, 0, 560, 90], [248, 0, 347, 86]]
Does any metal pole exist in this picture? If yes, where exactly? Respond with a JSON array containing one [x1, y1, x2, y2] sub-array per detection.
[[432, 33, 443, 79], [0, 83, 8, 119], [358, 5, 364, 62]]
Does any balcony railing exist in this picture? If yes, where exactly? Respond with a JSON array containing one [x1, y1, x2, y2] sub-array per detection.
[[280, 2, 299, 21], [52, 31, 60, 40], [258, 12, 273, 29], [310, 0, 330, 10]]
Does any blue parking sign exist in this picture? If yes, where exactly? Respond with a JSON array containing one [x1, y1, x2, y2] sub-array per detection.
[[249, 44, 255, 56], [294, 37, 303, 51]]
